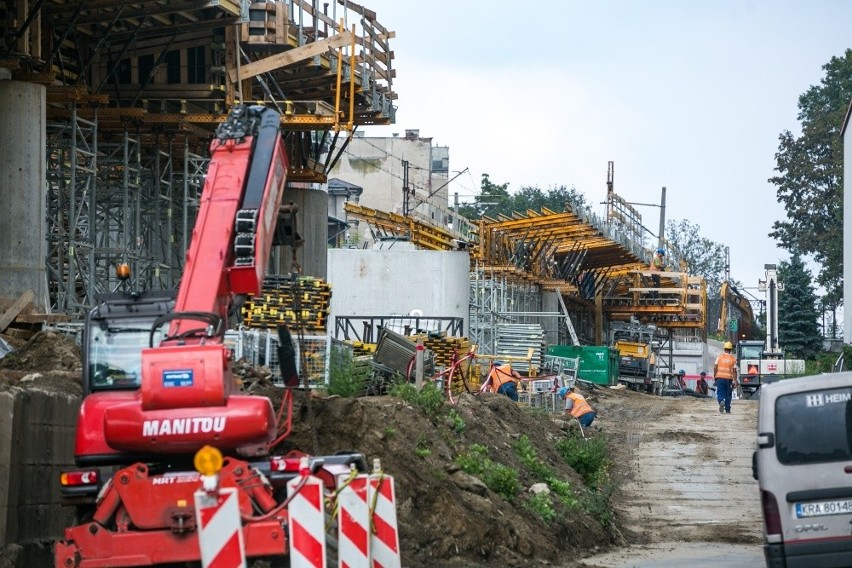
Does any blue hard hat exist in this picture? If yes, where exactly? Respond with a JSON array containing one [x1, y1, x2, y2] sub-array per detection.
[[678, 369, 686, 375], [656, 248, 665, 255], [557, 386, 570, 398]]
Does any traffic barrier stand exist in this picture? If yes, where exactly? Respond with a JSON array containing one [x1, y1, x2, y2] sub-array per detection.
[[288, 458, 327, 568], [368, 459, 401, 568], [194, 477, 247, 568], [337, 469, 371, 568]]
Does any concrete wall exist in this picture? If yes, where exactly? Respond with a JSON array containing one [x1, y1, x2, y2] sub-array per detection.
[[328, 249, 470, 337], [0, 80, 48, 311], [0, 386, 78, 546]]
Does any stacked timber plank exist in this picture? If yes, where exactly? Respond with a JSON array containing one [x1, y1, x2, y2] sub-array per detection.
[[412, 333, 479, 392], [242, 276, 331, 333]]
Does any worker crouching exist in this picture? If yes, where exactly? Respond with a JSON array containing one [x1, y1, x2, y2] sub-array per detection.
[[487, 362, 521, 401], [558, 386, 596, 427]]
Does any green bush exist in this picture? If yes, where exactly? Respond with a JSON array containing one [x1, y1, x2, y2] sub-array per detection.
[[482, 463, 520, 500], [578, 482, 614, 528], [556, 434, 609, 488], [327, 346, 367, 397]]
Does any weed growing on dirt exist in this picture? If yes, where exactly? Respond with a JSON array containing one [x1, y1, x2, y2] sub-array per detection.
[[327, 347, 366, 397], [390, 382, 445, 417], [578, 483, 614, 529], [383, 427, 396, 438], [415, 437, 432, 458], [556, 433, 609, 488], [514, 435, 578, 510], [455, 444, 488, 474], [514, 435, 552, 480], [525, 491, 557, 523], [446, 409, 466, 434], [455, 444, 520, 500]]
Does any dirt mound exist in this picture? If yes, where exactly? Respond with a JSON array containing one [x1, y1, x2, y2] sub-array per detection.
[[0, 330, 82, 372], [272, 388, 621, 567]]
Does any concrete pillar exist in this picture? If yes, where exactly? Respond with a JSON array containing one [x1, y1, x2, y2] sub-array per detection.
[[278, 185, 329, 279], [0, 80, 48, 311]]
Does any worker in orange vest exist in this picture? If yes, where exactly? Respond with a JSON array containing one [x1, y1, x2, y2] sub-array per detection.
[[487, 362, 520, 401], [558, 385, 596, 427], [713, 341, 739, 414]]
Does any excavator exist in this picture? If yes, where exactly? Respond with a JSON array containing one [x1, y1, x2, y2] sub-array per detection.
[[54, 105, 375, 567]]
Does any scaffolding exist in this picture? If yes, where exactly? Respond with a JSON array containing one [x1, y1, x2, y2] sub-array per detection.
[[45, 110, 205, 313], [469, 265, 564, 356]]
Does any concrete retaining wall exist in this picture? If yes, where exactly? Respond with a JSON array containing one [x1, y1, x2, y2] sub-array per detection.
[[0, 386, 79, 546], [328, 249, 470, 337]]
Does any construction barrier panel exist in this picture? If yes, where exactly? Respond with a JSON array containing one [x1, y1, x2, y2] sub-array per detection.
[[368, 472, 401, 568], [288, 469, 327, 568], [337, 474, 371, 568], [194, 486, 247, 568]]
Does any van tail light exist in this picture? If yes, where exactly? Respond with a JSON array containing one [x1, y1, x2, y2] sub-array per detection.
[[762, 490, 783, 536], [60, 470, 99, 487]]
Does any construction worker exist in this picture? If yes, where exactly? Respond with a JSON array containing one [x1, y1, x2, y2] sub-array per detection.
[[677, 369, 688, 391], [713, 342, 738, 414], [649, 248, 666, 297], [558, 385, 596, 427], [696, 371, 709, 396], [487, 362, 520, 401]]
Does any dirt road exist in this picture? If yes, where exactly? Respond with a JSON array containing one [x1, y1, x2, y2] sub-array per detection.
[[576, 389, 763, 566]]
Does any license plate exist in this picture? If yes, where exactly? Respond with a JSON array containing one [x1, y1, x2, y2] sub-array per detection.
[[796, 499, 852, 518]]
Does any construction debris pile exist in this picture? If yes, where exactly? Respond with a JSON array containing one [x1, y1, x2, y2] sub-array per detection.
[[0, 330, 83, 394]]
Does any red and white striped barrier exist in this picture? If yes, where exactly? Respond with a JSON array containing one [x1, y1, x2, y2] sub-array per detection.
[[368, 460, 401, 568], [337, 474, 371, 568], [288, 459, 327, 568], [194, 485, 247, 568]]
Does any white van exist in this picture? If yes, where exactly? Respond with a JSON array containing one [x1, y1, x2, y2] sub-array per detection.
[[755, 372, 852, 568]]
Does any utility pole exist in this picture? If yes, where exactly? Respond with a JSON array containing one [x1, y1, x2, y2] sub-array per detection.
[[657, 186, 666, 250], [402, 159, 409, 216]]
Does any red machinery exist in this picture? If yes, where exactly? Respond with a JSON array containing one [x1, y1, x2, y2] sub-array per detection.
[[55, 106, 368, 567]]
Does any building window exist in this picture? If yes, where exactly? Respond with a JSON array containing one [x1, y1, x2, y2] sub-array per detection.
[[165, 50, 181, 84], [117, 58, 131, 84], [138, 54, 155, 84], [188, 46, 206, 84]]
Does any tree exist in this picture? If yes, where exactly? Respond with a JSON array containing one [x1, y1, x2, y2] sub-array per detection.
[[777, 253, 823, 360], [769, 49, 852, 306], [664, 219, 728, 291], [458, 173, 510, 219], [458, 174, 588, 220]]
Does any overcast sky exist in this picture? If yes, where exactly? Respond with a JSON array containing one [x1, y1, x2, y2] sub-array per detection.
[[356, 0, 850, 294]]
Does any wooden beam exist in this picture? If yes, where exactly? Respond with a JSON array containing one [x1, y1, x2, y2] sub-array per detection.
[[228, 31, 354, 83], [0, 290, 34, 334]]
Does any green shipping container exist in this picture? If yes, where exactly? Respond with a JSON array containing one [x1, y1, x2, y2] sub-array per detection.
[[547, 345, 620, 386]]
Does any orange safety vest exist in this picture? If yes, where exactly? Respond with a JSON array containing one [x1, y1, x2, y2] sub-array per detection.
[[489, 365, 517, 392], [566, 392, 593, 418], [715, 352, 737, 379]]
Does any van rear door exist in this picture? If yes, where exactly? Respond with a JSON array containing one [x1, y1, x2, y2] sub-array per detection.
[[763, 380, 852, 567]]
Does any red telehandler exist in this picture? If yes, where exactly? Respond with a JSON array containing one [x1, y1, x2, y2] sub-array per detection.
[[54, 105, 373, 567]]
